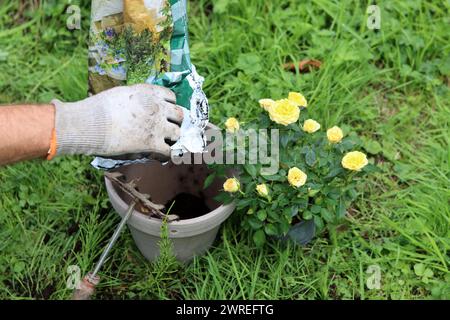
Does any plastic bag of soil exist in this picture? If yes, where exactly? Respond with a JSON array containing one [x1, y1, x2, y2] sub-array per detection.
[[88, 0, 208, 170]]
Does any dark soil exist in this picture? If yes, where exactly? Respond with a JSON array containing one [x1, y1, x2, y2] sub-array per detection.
[[163, 192, 210, 220]]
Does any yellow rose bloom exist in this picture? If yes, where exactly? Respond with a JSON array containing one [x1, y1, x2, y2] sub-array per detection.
[[341, 151, 368, 171], [303, 119, 321, 133], [287, 167, 307, 188], [225, 117, 240, 133], [327, 126, 344, 143], [268, 99, 300, 126], [288, 92, 307, 108], [258, 99, 276, 111], [256, 183, 269, 197], [223, 178, 240, 193]]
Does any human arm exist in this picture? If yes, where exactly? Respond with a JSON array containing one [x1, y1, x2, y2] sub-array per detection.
[[0, 84, 183, 166], [0, 104, 54, 166]]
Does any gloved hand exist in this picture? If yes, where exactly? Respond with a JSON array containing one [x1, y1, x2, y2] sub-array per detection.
[[51, 84, 183, 159]]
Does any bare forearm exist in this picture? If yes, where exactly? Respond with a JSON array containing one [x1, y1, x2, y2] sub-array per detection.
[[0, 104, 55, 166]]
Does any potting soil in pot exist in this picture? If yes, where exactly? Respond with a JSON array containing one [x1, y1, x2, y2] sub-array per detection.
[[163, 192, 210, 220], [113, 162, 224, 220]]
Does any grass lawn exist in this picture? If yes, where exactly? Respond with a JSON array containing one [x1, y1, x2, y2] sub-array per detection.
[[0, 0, 449, 299]]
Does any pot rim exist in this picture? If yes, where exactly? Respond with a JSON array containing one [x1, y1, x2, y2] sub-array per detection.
[[105, 176, 235, 230]]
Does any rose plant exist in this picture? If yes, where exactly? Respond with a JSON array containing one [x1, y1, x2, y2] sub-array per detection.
[[212, 92, 377, 247]]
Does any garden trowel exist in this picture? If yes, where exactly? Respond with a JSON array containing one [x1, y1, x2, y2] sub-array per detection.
[[71, 201, 136, 300]]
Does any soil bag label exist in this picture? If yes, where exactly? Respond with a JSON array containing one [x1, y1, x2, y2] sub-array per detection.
[[88, 0, 208, 170]]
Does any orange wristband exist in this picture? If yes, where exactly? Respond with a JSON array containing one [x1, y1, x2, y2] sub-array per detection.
[[46, 128, 57, 161]]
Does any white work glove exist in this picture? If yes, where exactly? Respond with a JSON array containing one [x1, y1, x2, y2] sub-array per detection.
[[51, 84, 183, 160]]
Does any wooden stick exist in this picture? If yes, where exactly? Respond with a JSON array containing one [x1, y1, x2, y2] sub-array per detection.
[[105, 172, 179, 221]]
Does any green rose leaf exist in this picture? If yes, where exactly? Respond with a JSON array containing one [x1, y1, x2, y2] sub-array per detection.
[[267, 209, 279, 221], [244, 164, 258, 178], [214, 192, 234, 205], [290, 205, 299, 217], [291, 124, 303, 133], [295, 197, 309, 210], [256, 210, 267, 221], [280, 219, 291, 235], [305, 149, 316, 166], [253, 229, 266, 247], [248, 216, 263, 230], [337, 199, 347, 218], [236, 198, 254, 210], [203, 173, 216, 189], [283, 207, 293, 220], [339, 138, 358, 152], [325, 167, 344, 179], [261, 174, 284, 181], [302, 211, 313, 220], [363, 164, 381, 174], [280, 134, 291, 148], [314, 215, 324, 231], [310, 205, 322, 214], [244, 181, 257, 194], [264, 223, 279, 236], [300, 146, 309, 154]]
